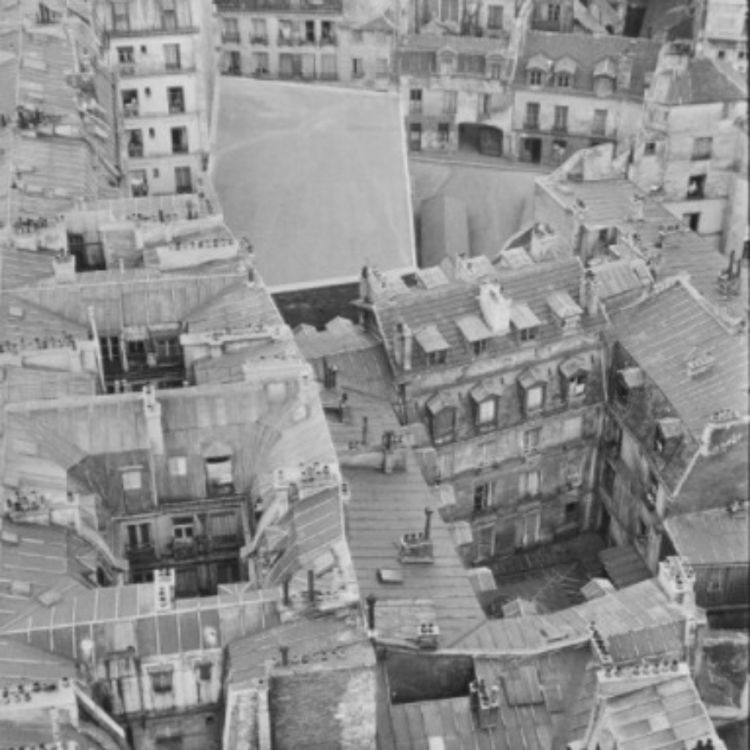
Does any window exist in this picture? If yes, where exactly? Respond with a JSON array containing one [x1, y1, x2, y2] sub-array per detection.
[[171, 127, 188, 154], [117, 46, 134, 64], [409, 123, 422, 151], [474, 483, 491, 511], [472, 338, 488, 356], [158, 0, 177, 31], [168, 456, 187, 477], [130, 169, 148, 197], [489, 61, 503, 79], [127, 129, 143, 158], [150, 668, 174, 694], [525, 102, 540, 128], [564, 500, 579, 524], [127, 523, 151, 548], [409, 88, 423, 114], [457, 54, 485, 75], [686, 175, 706, 199], [553, 105, 568, 132], [717, 49, 726, 60], [644, 141, 656, 155], [602, 462, 616, 495], [121, 89, 139, 117], [519, 470, 541, 497], [526, 385, 544, 412], [487, 5, 503, 29], [523, 428, 541, 453], [167, 87, 185, 114], [164, 44, 181, 71], [352, 57, 364, 78], [205, 454, 234, 494], [479, 93, 491, 116], [443, 90, 457, 114], [528, 69, 543, 85], [556, 73, 570, 87], [547, 3, 561, 22], [305, 20, 315, 43], [320, 20, 334, 43], [430, 407, 455, 442], [111, 1, 130, 32], [427, 349, 447, 365], [175, 166, 192, 194], [196, 662, 212, 681], [440, 0, 459, 22], [438, 122, 450, 144], [476, 398, 497, 426], [376, 57, 389, 76], [320, 54, 337, 80], [172, 516, 194, 541], [692, 136, 712, 160], [252, 52, 269, 75], [684, 211, 700, 230], [592, 108, 607, 135], [122, 468, 142, 491]]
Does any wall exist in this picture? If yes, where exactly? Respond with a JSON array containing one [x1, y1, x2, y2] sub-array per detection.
[[128, 705, 222, 750]]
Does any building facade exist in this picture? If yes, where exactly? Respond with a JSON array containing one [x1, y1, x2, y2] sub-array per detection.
[[629, 43, 748, 245], [98, 0, 218, 196], [512, 33, 659, 165], [359, 255, 606, 561], [215, 0, 395, 87], [697, 0, 748, 72]]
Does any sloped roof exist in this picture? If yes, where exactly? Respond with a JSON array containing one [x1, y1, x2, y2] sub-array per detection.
[[0, 637, 75, 689], [515, 32, 661, 97], [612, 281, 748, 439], [454, 578, 688, 658], [651, 56, 747, 105], [665, 505, 750, 566], [374, 257, 588, 375]]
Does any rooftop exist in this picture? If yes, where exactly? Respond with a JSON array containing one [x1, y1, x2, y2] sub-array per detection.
[[515, 31, 661, 97], [650, 54, 748, 105], [665, 505, 750, 566], [212, 79, 416, 290]]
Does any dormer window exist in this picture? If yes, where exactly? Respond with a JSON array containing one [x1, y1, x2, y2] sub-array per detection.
[[593, 58, 616, 97], [510, 302, 541, 344], [203, 443, 234, 496], [559, 355, 591, 402], [529, 69, 543, 85], [456, 314, 492, 357], [615, 367, 643, 403], [654, 418, 683, 454], [556, 73, 570, 87], [415, 324, 449, 367], [470, 378, 504, 432], [121, 467, 143, 491], [547, 291, 583, 332], [438, 49, 456, 76], [554, 57, 576, 88], [426, 392, 457, 444], [518, 366, 548, 415]]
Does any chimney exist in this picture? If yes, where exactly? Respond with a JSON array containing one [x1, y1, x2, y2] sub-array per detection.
[[658, 41, 692, 74], [142, 384, 165, 455], [616, 51, 633, 91], [478, 281, 511, 335], [423, 507, 433, 540], [52, 254, 76, 283], [392, 321, 413, 371], [580, 268, 600, 316], [657, 556, 696, 611], [365, 594, 376, 631]]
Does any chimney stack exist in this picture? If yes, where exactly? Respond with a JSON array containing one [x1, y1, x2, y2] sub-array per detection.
[[423, 508, 433, 540], [365, 594, 376, 631]]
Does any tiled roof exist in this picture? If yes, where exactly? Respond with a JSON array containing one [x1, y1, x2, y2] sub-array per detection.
[[599, 544, 652, 588], [0, 519, 94, 633], [515, 32, 661, 97], [454, 578, 688, 659], [665, 506, 750, 565], [0, 637, 75, 689], [612, 280, 748, 439], [0, 581, 280, 661], [399, 32, 509, 54], [602, 672, 719, 750], [652, 56, 747, 105], [0, 364, 96, 403], [374, 257, 589, 375]]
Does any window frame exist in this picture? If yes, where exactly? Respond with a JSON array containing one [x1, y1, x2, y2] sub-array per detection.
[[149, 667, 174, 694]]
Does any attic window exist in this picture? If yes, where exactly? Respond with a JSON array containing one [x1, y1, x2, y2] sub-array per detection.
[[615, 367, 643, 402], [456, 315, 492, 356], [559, 356, 591, 401], [121, 467, 142, 491], [518, 366, 547, 415], [204, 444, 234, 496], [510, 302, 541, 343], [470, 379, 503, 431], [426, 392, 457, 444], [168, 456, 187, 477], [654, 418, 683, 454], [415, 325, 449, 366], [546, 291, 582, 331], [528, 69, 543, 85]]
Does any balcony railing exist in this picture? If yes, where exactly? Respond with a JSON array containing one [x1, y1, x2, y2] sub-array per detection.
[[222, 31, 241, 43], [108, 25, 199, 39], [118, 62, 194, 77], [552, 123, 568, 134], [250, 35, 268, 44], [523, 119, 539, 130], [127, 144, 144, 158], [215, 0, 343, 12]]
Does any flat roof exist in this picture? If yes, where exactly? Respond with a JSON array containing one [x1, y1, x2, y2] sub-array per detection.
[[212, 79, 416, 290]]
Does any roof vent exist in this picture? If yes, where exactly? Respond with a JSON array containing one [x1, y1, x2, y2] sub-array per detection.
[[469, 679, 500, 729], [8, 305, 24, 319], [398, 508, 434, 564], [686, 348, 715, 378], [10, 580, 33, 597], [416, 622, 439, 650]]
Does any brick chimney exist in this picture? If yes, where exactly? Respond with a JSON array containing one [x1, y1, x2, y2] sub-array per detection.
[[580, 268, 600, 316]]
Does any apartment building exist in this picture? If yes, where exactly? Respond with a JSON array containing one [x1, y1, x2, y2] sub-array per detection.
[[629, 42, 747, 247], [215, 0, 395, 86], [697, 0, 748, 72], [98, 0, 218, 196], [512, 32, 659, 164], [357, 254, 606, 561]]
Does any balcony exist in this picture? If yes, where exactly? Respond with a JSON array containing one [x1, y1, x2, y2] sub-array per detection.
[[125, 543, 158, 565], [123, 104, 140, 118], [108, 25, 199, 39], [250, 35, 268, 44], [118, 61, 195, 77], [318, 35, 337, 46], [222, 31, 241, 43], [127, 144, 144, 158], [551, 123, 568, 134], [215, 0, 343, 12], [523, 120, 540, 131]]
